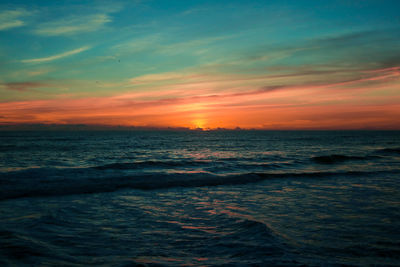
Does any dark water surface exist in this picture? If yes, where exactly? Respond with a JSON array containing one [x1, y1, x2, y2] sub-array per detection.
[[0, 130, 399, 266]]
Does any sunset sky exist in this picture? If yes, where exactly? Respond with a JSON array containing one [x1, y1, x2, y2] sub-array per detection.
[[1, 0, 400, 129]]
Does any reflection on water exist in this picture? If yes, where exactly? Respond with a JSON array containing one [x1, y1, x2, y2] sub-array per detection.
[[2, 172, 399, 266], [0, 131, 399, 265]]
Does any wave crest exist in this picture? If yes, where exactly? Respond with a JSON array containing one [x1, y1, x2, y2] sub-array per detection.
[[93, 160, 207, 170], [1, 168, 396, 201]]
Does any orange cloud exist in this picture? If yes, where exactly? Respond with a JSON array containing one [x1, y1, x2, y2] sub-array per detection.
[[1, 66, 399, 129]]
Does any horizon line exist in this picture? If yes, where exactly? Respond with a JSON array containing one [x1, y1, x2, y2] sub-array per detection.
[[0, 123, 399, 131]]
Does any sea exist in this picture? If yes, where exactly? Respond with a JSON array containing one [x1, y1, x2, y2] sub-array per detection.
[[0, 130, 399, 266]]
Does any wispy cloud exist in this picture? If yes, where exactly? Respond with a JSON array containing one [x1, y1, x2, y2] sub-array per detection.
[[0, 64, 399, 128], [156, 35, 233, 55], [112, 34, 234, 59], [1, 81, 399, 129], [21, 46, 91, 63], [181, 7, 210, 16], [34, 14, 111, 36], [112, 34, 162, 54], [0, 81, 47, 92], [0, 9, 30, 31]]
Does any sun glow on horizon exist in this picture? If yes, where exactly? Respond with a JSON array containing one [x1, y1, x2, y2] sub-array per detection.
[[191, 117, 208, 130]]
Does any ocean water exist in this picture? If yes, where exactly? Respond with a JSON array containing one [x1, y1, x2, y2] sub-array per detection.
[[0, 130, 399, 266]]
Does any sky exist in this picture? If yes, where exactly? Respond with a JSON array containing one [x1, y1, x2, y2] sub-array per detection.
[[1, 0, 400, 130]]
